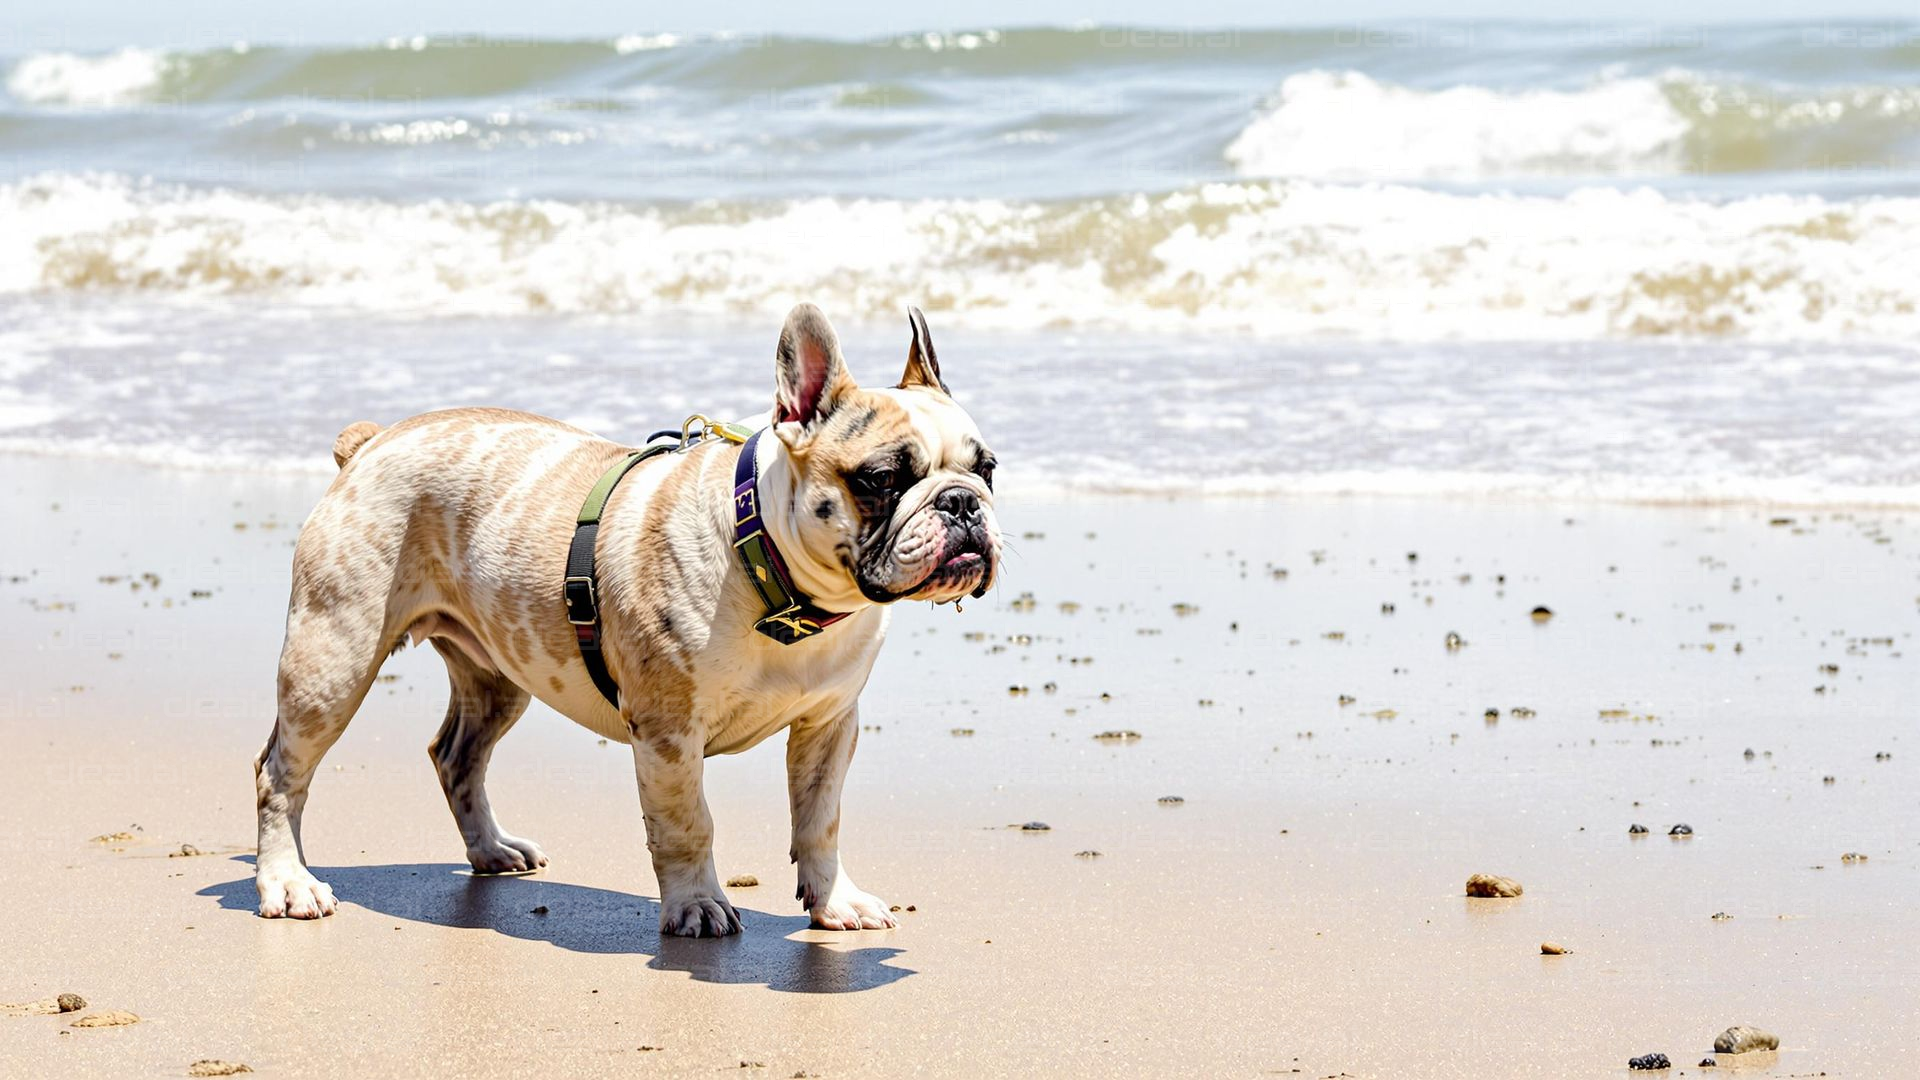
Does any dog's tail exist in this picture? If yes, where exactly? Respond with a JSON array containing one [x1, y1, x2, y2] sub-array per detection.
[[331, 421, 384, 469]]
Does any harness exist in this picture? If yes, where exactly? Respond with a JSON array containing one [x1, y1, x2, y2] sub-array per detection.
[[563, 415, 848, 708]]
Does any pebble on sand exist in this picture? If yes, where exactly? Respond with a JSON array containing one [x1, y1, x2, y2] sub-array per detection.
[[1840, 852, 1868, 863], [1540, 942, 1569, 955], [1018, 822, 1051, 831], [1074, 850, 1102, 858], [55, 993, 86, 1013], [1444, 631, 1466, 650], [1628, 824, 1649, 835], [1530, 606, 1554, 622], [726, 875, 760, 887], [1713, 1025, 1779, 1054], [70, 1010, 140, 1028], [1627, 1052, 1671, 1070], [1465, 874, 1523, 898], [1157, 796, 1185, 806], [1092, 730, 1141, 743], [188, 1062, 254, 1077], [1669, 824, 1693, 836]]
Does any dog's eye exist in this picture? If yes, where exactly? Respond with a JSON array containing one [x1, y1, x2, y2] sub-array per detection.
[[974, 459, 995, 491], [855, 467, 896, 494]]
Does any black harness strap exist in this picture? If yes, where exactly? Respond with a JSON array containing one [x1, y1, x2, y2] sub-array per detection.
[[565, 445, 674, 707]]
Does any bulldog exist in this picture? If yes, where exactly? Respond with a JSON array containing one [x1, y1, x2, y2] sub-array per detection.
[[252, 303, 1000, 936]]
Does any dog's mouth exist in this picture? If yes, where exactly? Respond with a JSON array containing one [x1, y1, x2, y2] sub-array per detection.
[[855, 518, 997, 605]]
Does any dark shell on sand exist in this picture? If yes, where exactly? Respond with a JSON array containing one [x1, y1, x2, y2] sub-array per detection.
[[1628, 1053, 1671, 1070]]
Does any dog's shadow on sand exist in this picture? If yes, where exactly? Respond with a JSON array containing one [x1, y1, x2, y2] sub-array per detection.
[[200, 858, 913, 994]]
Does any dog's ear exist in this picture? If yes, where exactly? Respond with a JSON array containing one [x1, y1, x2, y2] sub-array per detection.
[[898, 306, 949, 394], [774, 303, 856, 430]]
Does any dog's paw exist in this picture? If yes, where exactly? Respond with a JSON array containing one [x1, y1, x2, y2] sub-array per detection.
[[466, 834, 548, 875], [809, 885, 897, 931], [659, 893, 742, 938], [257, 868, 337, 920]]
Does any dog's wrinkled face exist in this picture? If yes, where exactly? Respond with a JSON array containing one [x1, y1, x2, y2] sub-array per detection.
[[771, 304, 1001, 606]]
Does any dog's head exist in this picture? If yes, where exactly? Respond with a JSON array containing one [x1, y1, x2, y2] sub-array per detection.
[[768, 303, 1001, 608]]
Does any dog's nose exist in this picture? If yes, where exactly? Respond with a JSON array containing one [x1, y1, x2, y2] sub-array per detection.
[[935, 486, 981, 521]]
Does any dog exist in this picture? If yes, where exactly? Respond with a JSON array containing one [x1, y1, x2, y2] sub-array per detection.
[[252, 303, 1000, 936]]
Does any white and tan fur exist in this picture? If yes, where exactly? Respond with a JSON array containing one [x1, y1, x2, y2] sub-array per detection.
[[253, 304, 1000, 936]]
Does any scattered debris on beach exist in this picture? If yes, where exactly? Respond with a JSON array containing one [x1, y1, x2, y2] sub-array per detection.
[[1465, 874, 1523, 898], [1627, 1052, 1671, 1070], [1713, 1025, 1779, 1054]]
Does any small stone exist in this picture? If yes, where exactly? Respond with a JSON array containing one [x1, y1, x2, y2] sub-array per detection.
[[1669, 823, 1693, 836], [1510, 706, 1536, 718], [55, 993, 85, 1013], [726, 875, 760, 887], [950, 727, 974, 736], [1484, 708, 1499, 721], [1465, 873, 1523, 898], [1074, 850, 1102, 858], [529, 905, 549, 914], [1627, 1052, 1671, 1070], [1822, 775, 1835, 784], [1540, 941, 1569, 955], [170, 843, 203, 857], [1699, 1058, 1716, 1068], [188, 1062, 254, 1077], [1092, 730, 1141, 743], [1444, 631, 1465, 650], [1840, 852, 1868, 863], [1742, 748, 1756, 759], [1711, 911, 1733, 920], [70, 1010, 140, 1028], [1156, 796, 1185, 806], [1018, 822, 1050, 831], [1628, 824, 1649, 835], [1530, 605, 1554, 622], [1713, 1025, 1779, 1054]]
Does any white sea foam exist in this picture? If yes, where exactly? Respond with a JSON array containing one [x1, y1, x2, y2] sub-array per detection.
[[4, 48, 171, 107], [1225, 71, 1691, 180], [7, 172, 1920, 342]]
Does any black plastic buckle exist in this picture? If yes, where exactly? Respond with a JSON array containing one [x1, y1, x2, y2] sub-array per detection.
[[563, 575, 599, 625]]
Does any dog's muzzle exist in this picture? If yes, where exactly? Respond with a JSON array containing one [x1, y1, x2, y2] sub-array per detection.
[[911, 485, 997, 599]]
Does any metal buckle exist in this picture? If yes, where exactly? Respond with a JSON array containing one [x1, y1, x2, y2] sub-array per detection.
[[757, 603, 820, 642], [563, 575, 599, 625]]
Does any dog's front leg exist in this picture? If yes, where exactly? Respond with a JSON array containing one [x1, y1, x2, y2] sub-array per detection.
[[788, 709, 896, 930], [629, 722, 741, 937]]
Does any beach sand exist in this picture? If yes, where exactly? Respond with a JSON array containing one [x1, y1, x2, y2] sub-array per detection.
[[2, 455, 1914, 1078]]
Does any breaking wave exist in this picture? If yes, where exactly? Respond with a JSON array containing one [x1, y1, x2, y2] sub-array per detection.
[[5, 172, 1920, 341]]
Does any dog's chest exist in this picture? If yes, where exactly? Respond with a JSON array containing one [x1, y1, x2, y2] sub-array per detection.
[[694, 616, 887, 755]]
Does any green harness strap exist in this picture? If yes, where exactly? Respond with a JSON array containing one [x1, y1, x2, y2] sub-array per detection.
[[563, 445, 676, 706]]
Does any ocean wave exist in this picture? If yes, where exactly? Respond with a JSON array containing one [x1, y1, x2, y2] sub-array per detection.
[[5, 47, 175, 107], [6, 172, 1920, 341], [1226, 71, 1691, 180], [1225, 69, 1920, 181]]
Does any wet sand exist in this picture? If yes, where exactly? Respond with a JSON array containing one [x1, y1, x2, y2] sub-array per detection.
[[2, 455, 1914, 1078]]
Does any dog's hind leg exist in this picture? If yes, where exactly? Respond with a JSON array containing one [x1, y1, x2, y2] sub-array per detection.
[[254, 596, 388, 919], [428, 640, 546, 873]]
